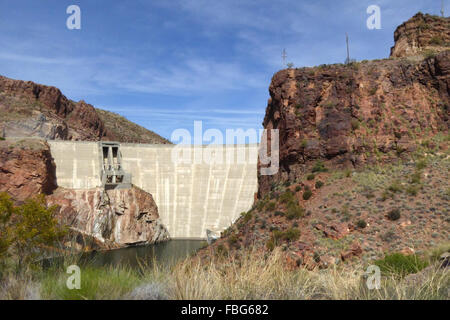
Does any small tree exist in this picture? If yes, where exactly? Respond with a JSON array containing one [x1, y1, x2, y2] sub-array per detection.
[[0, 193, 67, 271]]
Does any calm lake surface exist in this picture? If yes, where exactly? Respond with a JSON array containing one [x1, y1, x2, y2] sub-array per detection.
[[45, 240, 207, 270]]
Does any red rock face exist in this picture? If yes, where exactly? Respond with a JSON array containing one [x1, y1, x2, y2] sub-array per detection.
[[0, 139, 57, 202], [47, 186, 170, 248], [0, 76, 107, 141], [390, 13, 450, 58], [258, 50, 450, 198]]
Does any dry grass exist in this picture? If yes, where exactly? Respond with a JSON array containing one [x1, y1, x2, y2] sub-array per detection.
[[1, 249, 448, 300]]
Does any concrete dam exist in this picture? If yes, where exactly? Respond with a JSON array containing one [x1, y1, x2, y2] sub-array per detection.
[[48, 141, 259, 239]]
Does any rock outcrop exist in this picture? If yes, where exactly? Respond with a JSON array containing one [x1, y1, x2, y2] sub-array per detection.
[[0, 138, 57, 202], [258, 48, 449, 198], [390, 13, 450, 58], [47, 186, 170, 248], [0, 75, 171, 144]]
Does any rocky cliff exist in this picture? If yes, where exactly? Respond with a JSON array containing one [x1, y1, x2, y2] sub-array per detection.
[[0, 138, 57, 202], [203, 13, 450, 269], [0, 75, 170, 144], [47, 186, 169, 249], [258, 16, 449, 197], [390, 13, 450, 58]]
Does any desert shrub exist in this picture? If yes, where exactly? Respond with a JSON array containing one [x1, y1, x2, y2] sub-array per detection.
[[286, 203, 305, 220], [315, 181, 324, 189], [374, 253, 429, 277], [416, 159, 427, 170], [0, 193, 67, 269], [0, 137, 5, 141], [387, 180, 402, 193], [387, 208, 401, 221], [410, 171, 421, 184], [228, 234, 239, 246], [429, 36, 444, 46], [301, 139, 308, 148], [406, 184, 420, 196], [351, 119, 360, 131], [303, 189, 313, 200], [368, 87, 377, 95], [307, 174, 315, 181], [356, 219, 367, 229], [423, 49, 437, 59], [273, 228, 300, 243], [295, 185, 302, 192], [265, 202, 276, 211], [279, 191, 294, 204], [241, 211, 253, 223], [274, 211, 285, 217], [312, 160, 328, 173]]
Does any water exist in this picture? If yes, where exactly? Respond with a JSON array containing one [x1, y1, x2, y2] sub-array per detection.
[[44, 240, 207, 270]]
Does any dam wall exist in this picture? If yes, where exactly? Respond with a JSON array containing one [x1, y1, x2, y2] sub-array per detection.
[[48, 141, 258, 239]]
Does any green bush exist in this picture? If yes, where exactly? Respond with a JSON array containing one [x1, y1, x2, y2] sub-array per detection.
[[274, 211, 285, 217], [273, 228, 300, 243], [0, 193, 67, 269], [279, 191, 294, 204], [286, 203, 305, 220], [410, 171, 421, 184], [429, 36, 444, 46], [301, 139, 308, 148], [351, 119, 360, 131], [312, 160, 328, 173], [295, 185, 302, 192], [307, 174, 315, 181], [387, 180, 402, 193], [241, 211, 253, 223], [303, 189, 313, 200], [0, 137, 5, 141], [406, 184, 420, 196], [265, 201, 276, 211], [374, 253, 429, 277], [387, 208, 401, 221], [415, 159, 427, 170], [315, 181, 324, 189], [356, 219, 367, 229]]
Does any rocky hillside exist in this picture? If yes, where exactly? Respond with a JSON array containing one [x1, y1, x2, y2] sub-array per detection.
[[203, 13, 450, 268], [0, 75, 170, 144], [96, 108, 171, 144]]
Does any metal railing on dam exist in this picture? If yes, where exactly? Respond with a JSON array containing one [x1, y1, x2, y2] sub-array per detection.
[[48, 141, 258, 239]]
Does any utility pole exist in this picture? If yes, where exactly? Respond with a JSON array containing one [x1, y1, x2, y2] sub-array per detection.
[[282, 49, 287, 67], [346, 33, 350, 64]]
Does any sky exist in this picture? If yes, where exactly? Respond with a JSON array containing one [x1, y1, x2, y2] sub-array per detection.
[[0, 0, 445, 143]]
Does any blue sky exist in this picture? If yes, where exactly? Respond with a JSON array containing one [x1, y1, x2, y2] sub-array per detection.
[[0, 0, 444, 142]]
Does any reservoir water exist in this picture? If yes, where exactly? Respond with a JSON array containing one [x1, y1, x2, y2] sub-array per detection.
[[45, 240, 207, 270]]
